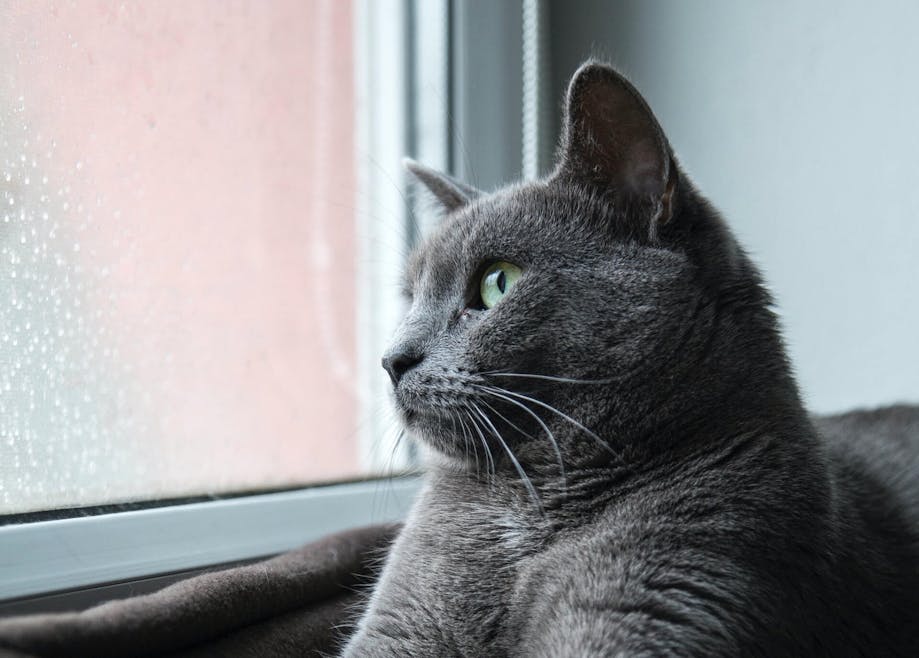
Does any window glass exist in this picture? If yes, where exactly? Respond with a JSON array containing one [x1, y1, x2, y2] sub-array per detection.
[[0, 1, 374, 514]]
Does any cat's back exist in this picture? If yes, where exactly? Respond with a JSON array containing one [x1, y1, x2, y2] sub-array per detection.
[[810, 404, 919, 653], [815, 404, 919, 530]]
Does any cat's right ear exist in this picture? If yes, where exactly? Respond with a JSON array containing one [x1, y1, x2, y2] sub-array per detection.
[[404, 159, 480, 213], [553, 62, 677, 227]]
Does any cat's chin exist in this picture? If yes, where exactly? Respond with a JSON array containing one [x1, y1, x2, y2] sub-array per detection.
[[398, 408, 473, 460], [399, 406, 449, 436]]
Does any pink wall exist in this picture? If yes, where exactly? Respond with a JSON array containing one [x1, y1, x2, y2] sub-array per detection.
[[0, 1, 363, 512]]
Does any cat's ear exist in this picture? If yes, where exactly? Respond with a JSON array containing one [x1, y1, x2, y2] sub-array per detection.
[[404, 159, 480, 213], [555, 62, 677, 225]]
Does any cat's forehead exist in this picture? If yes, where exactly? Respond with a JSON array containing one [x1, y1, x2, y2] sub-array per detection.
[[406, 184, 601, 285]]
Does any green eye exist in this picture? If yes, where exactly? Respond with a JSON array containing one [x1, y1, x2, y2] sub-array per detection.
[[480, 261, 522, 309]]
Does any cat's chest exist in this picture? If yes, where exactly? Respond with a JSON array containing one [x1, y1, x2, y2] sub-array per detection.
[[399, 491, 548, 645], [419, 485, 546, 563]]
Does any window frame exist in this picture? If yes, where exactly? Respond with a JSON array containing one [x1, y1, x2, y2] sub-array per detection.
[[0, 477, 420, 606]]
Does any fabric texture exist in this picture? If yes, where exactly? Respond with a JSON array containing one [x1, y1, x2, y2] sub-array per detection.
[[0, 523, 399, 658]]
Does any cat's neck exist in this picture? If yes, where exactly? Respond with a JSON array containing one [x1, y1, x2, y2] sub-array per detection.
[[431, 318, 817, 518], [428, 384, 817, 524]]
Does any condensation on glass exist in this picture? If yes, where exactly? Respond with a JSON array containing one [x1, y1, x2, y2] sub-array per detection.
[[0, 1, 368, 514]]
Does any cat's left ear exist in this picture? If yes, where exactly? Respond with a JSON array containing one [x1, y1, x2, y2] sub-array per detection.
[[404, 159, 481, 213], [554, 62, 677, 226]]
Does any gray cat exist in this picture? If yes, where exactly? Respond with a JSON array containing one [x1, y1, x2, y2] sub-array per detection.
[[342, 62, 919, 656]]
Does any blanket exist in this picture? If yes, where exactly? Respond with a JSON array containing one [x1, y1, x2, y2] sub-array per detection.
[[0, 523, 399, 658]]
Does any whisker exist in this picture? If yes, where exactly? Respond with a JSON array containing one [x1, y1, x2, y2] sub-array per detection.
[[375, 425, 408, 522], [477, 384, 621, 460], [478, 398, 537, 441], [481, 371, 618, 385], [463, 406, 495, 477], [364, 152, 422, 240], [470, 401, 543, 513], [448, 412, 468, 470], [457, 411, 481, 477], [478, 396, 567, 488], [385, 426, 407, 474]]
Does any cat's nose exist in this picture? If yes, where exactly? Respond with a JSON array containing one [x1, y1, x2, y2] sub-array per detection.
[[381, 350, 423, 386]]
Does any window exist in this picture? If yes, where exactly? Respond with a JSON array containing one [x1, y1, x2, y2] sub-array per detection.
[[0, 1, 407, 516]]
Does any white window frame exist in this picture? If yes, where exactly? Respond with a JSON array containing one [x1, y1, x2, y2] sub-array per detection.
[[0, 478, 420, 604]]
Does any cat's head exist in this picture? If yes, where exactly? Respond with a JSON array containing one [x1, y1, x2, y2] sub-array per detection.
[[385, 62, 785, 473]]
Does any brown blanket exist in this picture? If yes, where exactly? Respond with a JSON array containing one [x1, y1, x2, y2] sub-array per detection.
[[0, 524, 399, 658]]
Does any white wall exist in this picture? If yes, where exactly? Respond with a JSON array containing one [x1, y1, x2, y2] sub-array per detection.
[[549, 0, 919, 413]]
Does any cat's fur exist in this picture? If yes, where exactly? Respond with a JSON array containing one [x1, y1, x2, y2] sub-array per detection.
[[342, 62, 919, 656]]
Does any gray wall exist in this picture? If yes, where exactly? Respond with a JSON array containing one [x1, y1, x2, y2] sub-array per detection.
[[547, 0, 919, 413]]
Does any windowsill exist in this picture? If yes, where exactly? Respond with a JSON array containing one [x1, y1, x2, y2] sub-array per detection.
[[0, 476, 420, 607]]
